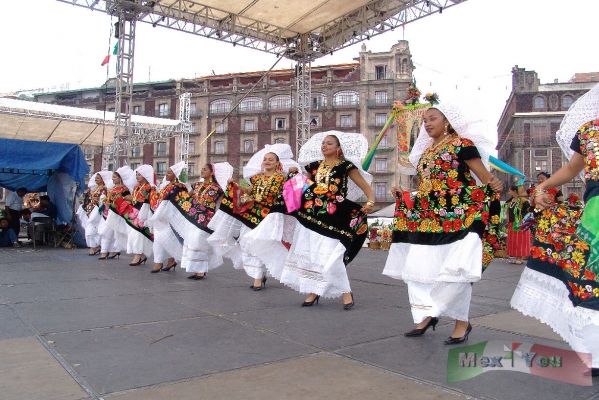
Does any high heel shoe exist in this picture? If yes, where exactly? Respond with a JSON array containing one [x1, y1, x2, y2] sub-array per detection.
[[343, 292, 355, 311], [129, 256, 147, 266], [161, 262, 177, 271], [98, 254, 108, 260], [151, 266, 162, 273], [302, 295, 320, 307], [89, 248, 101, 256], [444, 323, 472, 345], [404, 317, 439, 337], [251, 276, 267, 291], [107, 252, 120, 259]]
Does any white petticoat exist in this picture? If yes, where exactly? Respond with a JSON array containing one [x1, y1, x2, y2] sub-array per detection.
[[77, 205, 101, 248], [279, 223, 350, 299], [406, 280, 472, 323], [382, 232, 483, 283], [98, 217, 120, 253], [511, 268, 599, 368], [127, 229, 153, 256], [148, 201, 183, 263], [155, 200, 223, 273], [105, 209, 129, 253], [240, 213, 294, 280]]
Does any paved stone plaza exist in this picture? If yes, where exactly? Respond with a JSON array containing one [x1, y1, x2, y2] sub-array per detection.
[[0, 247, 597, 400]]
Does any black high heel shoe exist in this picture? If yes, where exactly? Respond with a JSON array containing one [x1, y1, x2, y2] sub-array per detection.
[[302, 295, 320, 307], [129, 256, 147, 266], [444, 323, 472, 345], [251, 276, 267, 291], [404, 317, 439, 337], [98, 253, 108, 260], [161, 262, 177, 271], [343, 292, 355, 311], [89, 248, 101, 256], [107, 252, 120, 259]]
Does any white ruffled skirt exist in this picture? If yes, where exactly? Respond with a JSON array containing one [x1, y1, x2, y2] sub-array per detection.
[[207, 210, 265, 279], [105, 209, 129, 252], [383, 232, 482, 323], [279, 223, 351, 299], [511, 267, 599, 368], [97, 216, 120, 253], [77, 205, 101, 248], [148, 201, 183, 264]]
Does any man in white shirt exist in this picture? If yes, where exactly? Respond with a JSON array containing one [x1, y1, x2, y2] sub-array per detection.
[[5, 187, 27, 238]]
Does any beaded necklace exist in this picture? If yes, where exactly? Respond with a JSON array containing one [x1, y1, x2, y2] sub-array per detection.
[[254, 173, 277, 202], [315, 160, 341, 190]]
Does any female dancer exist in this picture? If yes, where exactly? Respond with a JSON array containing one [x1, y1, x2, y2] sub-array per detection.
[[208, 144, 296, 290], [505, 184, 531, 264], [383, 102, 502, 343], [149, 161, 188, 273], [98, 166, 135, 260], [124, 165, 156, 266], [278, 132, 374, 309], [77, 171, 112, 255], [511, 85, 599, 374]]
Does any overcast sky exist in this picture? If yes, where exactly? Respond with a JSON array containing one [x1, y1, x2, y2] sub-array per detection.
[[1, 0, 597, 128]]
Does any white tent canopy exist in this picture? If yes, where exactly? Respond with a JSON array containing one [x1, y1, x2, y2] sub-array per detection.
[[0, 97, 180, 147]]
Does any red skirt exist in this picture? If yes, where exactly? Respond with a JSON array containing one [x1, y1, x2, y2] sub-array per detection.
[[507, 225, 531, 257]]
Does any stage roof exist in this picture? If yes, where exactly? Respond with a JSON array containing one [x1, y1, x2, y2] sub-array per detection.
[[0, 98, 180, 147], [58, 0, 465, 59]]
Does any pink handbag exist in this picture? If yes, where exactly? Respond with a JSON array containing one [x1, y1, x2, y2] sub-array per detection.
[[283, 174, 308, 213]]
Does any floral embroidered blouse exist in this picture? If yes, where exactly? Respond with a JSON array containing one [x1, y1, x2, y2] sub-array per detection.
[[103, 185, 130, 218], [220, 173, 286, 229], [170, 180, 223, 229], [132, 183, 154, 209], [83, 185, 106, 214]]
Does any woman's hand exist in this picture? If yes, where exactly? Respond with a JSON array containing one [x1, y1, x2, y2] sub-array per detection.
[[123, 194, 133, 202], [534, 188, 554, 210], [390, 186, 402, 195], [288, 167, 299, 175], [487, 175, 503, 193], [361, 201, 375, 214]]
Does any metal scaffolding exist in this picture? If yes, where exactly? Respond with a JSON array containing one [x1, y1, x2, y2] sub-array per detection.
[[178, 93, 192, 164], [55, 0, 466, 156]]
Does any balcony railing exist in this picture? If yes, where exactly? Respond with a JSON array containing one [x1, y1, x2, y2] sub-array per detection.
[[367, 99, 392, 108], [332, 100, 359, 108], [367, 72, 396, 81]]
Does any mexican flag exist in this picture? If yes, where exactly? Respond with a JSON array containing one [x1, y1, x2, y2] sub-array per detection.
[[447, 340, 592, 386], [101, 42, 119, 66]]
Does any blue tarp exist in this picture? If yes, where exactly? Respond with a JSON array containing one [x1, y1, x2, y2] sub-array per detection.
[[0, 138, 88, 192], [0, 138, 89, 225]]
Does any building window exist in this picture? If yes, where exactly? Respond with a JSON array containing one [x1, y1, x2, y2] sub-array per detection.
[[156, 162, 167, 175], [156, 142, 167, 156], [375, 65, 387, 80], [243, 140, 254, 153], [214, 140, 225, 154], [275, 118, 286, 130], [190, 102, 198, 117], [269, 95, 292, 110], [131, 146, 141, 157], [534, 159, 548, 173], [108, 107, 115, 112], [215, 121, 226, 133], [243, 119, 257, 132], [375, 113, 387, 127], [561, 95, 574, 110], [379, 135, 388, 147], [375, 182, 388, 201], [188, 141, 195, 155], [333, 90, 359, 106], [533, 96, 546, 110], [158, 103, 169, 117], [534, 149, 548, 157], [188, 163, 195, 177], [375, 91, 388, 104], [130, 162, 139, 171], [210, 99, 231, 114], [274, 137, 286, 144], [312, 93, 327, 109], [310, 116, 321, 128], [133, 105, 142, 115], [239, 97, 263, 112], [340, 115, 353, 128], [375, 158, 388, 172]]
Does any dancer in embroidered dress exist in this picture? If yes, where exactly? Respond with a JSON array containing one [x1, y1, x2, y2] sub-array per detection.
[[511, 84, 599, 374], [278, 132, 374, 309], [148, 161, 188, 273], [103, 165, 137, 258], [383, 102, 503, 344], [123, 165, 156, 266], [505, 184, 531, 264], [153, 162, 232, 280], [207, 144, 297, 290], [76, 171, 112, 256]]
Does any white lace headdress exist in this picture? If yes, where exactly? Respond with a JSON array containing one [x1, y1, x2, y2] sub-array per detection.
[[408, 102, 496, 179], [556, 83, 599, 162], [115, 165, 136, 192], [298, 130, 373, 201], [242, 143, 299, 179], [135, 164, 156, 188], [88, 170, 114, 190], [212, 162, 234, 190]]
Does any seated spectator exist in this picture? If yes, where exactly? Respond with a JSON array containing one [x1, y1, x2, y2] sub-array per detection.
[[0, 217, 17, 247], [34, 195, 58, 220]]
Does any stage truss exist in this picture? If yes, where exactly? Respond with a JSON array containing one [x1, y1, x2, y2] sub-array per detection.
[[55, 0, 466, 163]]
